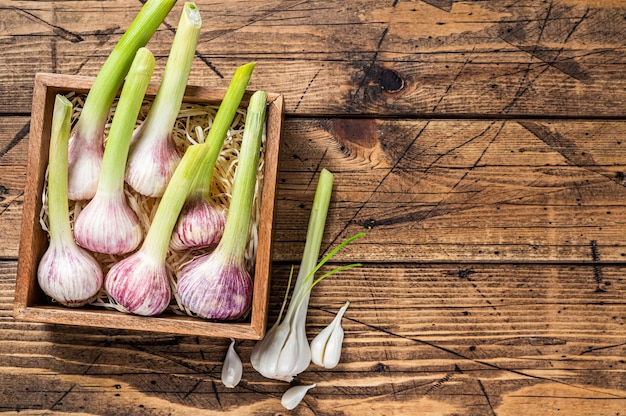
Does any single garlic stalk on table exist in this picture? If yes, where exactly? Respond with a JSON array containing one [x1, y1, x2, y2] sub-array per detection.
[[125, 2, 202, 198]]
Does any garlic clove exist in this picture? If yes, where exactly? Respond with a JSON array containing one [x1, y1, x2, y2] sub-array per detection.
[[221, 338, 243, 388], [310, 301, 349, 369], [281, 384, 316, 410], [276, 321, 311, 379], [67, 135, 103, 201]]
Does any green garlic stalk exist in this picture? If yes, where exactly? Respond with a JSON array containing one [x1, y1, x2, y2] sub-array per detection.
[[250, 169, 363, 382], [67, 0, 177, 200], [74, 48, 155, 255], [37, 95, 103, 307], [105, 144, 209, 316], [170, 62, 255, 251], [126, 2, 202, 197], [176, 90, 267, 320]]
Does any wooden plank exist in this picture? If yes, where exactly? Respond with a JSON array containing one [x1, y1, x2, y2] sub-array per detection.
[[2, 116, 626, 262], [1, 1, 626, 117], [273, 118, 626, 263], [1, 261, 625, 414]]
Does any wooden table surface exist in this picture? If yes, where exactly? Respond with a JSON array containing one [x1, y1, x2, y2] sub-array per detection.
[[1, 1, 625, 414]]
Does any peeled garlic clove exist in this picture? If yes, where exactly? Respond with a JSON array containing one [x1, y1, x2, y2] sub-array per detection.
[[310, 301, 350, 368], [281, 384, 316, 410], [221, 339, 243, 388]]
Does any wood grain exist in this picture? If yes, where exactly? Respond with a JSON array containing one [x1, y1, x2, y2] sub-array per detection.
[[1, 1, 626, 116], [3, 116, 626, 262], [1, 261, 625, 415], [1, 0, 625, 414]]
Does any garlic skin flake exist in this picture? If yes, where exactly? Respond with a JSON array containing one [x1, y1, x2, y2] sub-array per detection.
[[281, 384, 316, 410], [221, 339, 243, 388], [310, 301, 350, 369]]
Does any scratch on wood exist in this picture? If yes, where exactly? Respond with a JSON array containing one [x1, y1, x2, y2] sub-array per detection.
[[590, 240, 608, 292], [580, 341, 626, 355], [322, 121, 430, 252], [477, 380, 497, 416], [82, 352, 102, 376], [193, 0, 310, 79], [294, 67, 322, 111], [500, 3, 592, 113], [345, 315, 626, 399], [307, 147, 328, 191], [183, 379, 204, 400], [518, 121, 595, 167], [210, 380, 222, 407], [350, 26, 389, 106], [424, 365, 462, 396], [14, 7, 83, 43], [0, 122, 29, 159], [368, 121, 503, 229], [49, 384, 75, 411], [421, 0, 454, 12], [0, 191, 23, 216], [432, 48, 475, 113]]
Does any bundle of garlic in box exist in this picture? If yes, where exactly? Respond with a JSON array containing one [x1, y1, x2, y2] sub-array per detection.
[[37, 1, 265, 321]]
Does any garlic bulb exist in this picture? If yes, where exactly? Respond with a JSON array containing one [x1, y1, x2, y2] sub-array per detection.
[[250, 312, 311, 382], [310, 301, 349, 369], [281, 384, 316, 410], [221, 338, 243, 388], [104, 247, 171, 316], [73, 47, 155, 255], [38, 94, 103, 307], [73, 191, 143, 255], [170, 196, 225, 251], [176, 250, 254, 320], [125, 2, 202, 197]]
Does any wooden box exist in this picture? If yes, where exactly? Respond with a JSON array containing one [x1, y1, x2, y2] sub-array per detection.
[[13, 73, 283, 340]]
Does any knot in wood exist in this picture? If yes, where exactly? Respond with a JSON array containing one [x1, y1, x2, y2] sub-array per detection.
[[379, 69, 404, 92]]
